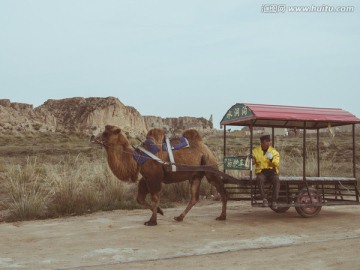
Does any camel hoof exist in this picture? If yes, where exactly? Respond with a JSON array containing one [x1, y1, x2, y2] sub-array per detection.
[[174, 216, 183, 222], [144, 220, 157, 226], [216, 215, 226, 221], [157, 207, 164, 216]]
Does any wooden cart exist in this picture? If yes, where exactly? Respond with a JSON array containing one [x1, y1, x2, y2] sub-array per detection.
[[220, 103, 360, 217]]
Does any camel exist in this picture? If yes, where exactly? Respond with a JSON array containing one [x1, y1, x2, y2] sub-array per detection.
[[91, 125, 227, 226]]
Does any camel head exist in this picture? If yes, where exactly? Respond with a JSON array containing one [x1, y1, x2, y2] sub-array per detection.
[[91, 125, 139, 183], [90, 125, 130, 149]]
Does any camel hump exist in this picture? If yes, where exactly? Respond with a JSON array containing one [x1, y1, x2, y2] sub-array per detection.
[[182, 129, 202, 143], [146, 128, 165, 145]]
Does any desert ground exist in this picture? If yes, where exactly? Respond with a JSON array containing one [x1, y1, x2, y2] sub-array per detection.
[[1, 200, 360, 270]]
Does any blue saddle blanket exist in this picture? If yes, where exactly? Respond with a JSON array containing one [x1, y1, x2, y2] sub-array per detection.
[[162, 136, 189, 151], [133, 137, 189, 165]]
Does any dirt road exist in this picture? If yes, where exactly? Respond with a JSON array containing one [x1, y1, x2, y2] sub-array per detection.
[[1, 200, 360, 270]]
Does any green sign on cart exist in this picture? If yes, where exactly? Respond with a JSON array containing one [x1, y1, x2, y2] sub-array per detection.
[[224, 156, 251, 170], [221, 103, 253, 122]]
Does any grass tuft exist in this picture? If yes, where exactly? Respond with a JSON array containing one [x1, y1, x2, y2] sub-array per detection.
[[4, 157, 50, 221]]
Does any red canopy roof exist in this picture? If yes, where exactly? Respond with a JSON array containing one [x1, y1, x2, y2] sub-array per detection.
[[220, 103, 360, 129]]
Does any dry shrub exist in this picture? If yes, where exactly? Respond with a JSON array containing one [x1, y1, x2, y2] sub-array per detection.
[[280, 148, 350, 177], [48, 155, 102, 215], [95, 163, 138, 211], [0, 153, 140, 221], [47, 154, 139, 216], [4, 157, 50, 221], [47, 154, 93, 215]]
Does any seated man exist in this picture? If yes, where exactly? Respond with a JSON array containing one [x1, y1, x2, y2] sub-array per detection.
[[252, 133, 280, 209]]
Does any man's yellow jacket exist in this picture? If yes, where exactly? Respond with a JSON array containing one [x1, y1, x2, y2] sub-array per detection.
[[252, 146, 280, 174]]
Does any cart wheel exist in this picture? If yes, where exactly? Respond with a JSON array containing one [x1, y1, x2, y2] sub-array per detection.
[[270, 205, 290, 213], [295, 188, 322, 218]]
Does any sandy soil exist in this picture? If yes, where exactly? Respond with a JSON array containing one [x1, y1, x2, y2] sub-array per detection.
[[1, 200, 360, 270]]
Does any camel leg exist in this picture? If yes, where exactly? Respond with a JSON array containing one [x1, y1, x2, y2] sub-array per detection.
[[137, 178, 164, 216], [144, 192, 160, 226], [174, 178, 201, 222], [206, 173, 227, 220], [140, 175, 163, 226]]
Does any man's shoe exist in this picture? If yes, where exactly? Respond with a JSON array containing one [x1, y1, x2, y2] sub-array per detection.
[[272, 202, 278, 209], [262, 199, 269, 207]]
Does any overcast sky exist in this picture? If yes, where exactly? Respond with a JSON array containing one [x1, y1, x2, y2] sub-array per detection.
[[1, 0, 359, 128]]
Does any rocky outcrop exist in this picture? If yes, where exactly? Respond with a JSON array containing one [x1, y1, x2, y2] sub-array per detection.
[[0, 99, 56, 133], [38, 97, 147, 136], [0, 97, 213, 136], [144, 116, 213, 132]]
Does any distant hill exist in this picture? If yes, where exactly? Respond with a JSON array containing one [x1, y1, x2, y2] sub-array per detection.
[[0, 97, 213, 136]]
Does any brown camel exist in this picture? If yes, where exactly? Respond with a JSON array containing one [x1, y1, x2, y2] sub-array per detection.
[[91, 125, 227, 226]]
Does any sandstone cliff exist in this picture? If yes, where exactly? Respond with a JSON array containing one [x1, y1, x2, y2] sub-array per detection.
[[38, 97, 147, 136], [0, 97, 213, 136], [0, 99, 57, 133], [144, 116, 213, 132]]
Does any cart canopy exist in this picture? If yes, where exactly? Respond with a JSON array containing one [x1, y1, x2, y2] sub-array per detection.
[[220, 103, 360, 129]]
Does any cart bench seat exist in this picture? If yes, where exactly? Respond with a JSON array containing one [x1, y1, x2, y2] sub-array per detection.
[[230, 176, 357, 182], [224, 174, 359, 206]]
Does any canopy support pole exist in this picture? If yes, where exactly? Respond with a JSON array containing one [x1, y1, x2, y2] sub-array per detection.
[[317, 128, 320, 177], [250, 122, 253, 180], [353, 124, 356, 178], [250, 122, 254, 205], [303, 122, 306, 181], [303, 121, 313, 204], [223, 125, 227, 173]]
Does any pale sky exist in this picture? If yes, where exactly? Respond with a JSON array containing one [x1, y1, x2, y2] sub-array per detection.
[[1, 0, 359, 128]]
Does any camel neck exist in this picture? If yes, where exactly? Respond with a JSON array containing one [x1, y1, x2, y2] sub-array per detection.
[[106, 145, 139, 182]]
